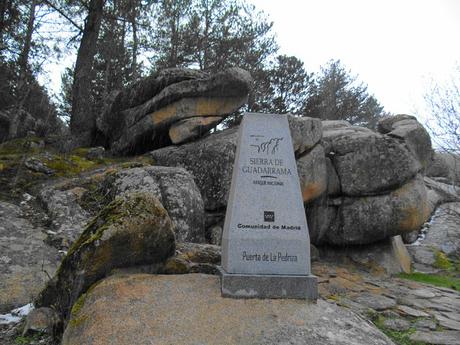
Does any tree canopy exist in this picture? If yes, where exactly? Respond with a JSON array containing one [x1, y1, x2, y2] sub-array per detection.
[[0, 0, 388, 145]]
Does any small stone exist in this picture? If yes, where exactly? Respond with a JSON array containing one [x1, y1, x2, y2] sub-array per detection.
[[355, 293, 397, 311], [412, 288, 437, 299], [410, 330, 460, 345], [22, 307, 60, 335], [381, 310, 400, 319], [382, 318, 411, 331], [413, 318, 437, 331], [397, 305, 430, 318], [436, 314, 460, 331], [24, 157, 54, 175], [208, 225, 222, 245], [85, 146, 105, 160], [402, 230, 420, 244]]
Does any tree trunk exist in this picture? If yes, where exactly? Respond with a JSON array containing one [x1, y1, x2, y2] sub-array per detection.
[[131, 15, 138, 80], [0, 0, 9, 53], [18, 0, 37, 74], [70, 0, 105, 145]]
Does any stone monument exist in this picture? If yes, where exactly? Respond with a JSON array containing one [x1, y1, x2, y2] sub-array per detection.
[[220, 113, 318, 299]]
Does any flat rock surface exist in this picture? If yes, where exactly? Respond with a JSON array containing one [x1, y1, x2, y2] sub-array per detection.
[[0, 201, 59, 312], [63, 274, 394, 345]]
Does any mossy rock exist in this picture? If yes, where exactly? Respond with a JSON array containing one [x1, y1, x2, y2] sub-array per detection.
[[35, 192, 176, 324]]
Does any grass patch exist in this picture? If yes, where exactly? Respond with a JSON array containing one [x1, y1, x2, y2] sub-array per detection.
[[373, 315, 425, 345], [14, 333, 45, 344], [398, 272, 460, 291]]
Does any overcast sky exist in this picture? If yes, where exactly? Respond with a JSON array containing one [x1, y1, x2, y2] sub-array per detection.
[[250, 0, 460, 121]]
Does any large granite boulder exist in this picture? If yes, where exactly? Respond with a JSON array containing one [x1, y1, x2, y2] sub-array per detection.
[[151, 114, 432, 246], [107, 166, 206, 243], [62, 274, 394, 345], [325, 175, 431, 245], [150, 116, 324, 211], [304, 116, 433, 246], [151, 128, 238, 211], [426, 152, 451, 179], [322, 121, 422, 196], [98, 68, 253, 154], [35, 192, 175, 322], [377, 114, 433, 170]]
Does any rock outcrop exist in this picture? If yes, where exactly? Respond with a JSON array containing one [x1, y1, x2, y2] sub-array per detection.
[[98, 67, 253, 154], [106, 166, 206, 243], [0, 201, 60, 312], [407, 202, 460, 273], [377, 114, 433, 170], [150, 116, 325, 210], [152, 114, 433, 246], [62, 274, 394, 345], [36, 192, 176, 322]]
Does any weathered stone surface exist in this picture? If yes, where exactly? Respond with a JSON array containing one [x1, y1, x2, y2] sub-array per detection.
[[24, 157, 54, 175], [0, 202, 60, 312], [353, 293, 397, 311], [288, 115, 322, 155], [377, 114, 433, 169], [321, 120, 352, 131], [325, 129, 421, 196], [397, 305, 430, 318], [297, 145, 327, 203], [408, 202, 460, 272], [220, 271, 318, 300], [151, 117, 326, 210], [410, 330, 460, 345], [424, 176, 460, 206], [99, 67, 252, 155], [96, 68, 208, 138], [22, 307, 60, 335], [436, 314, 460, 331], [391, 235, 412, 273], [151, 128, 238, 210], [413, 318, 437, 330], [326, 157, 341, 196], [382, 318, 411, 331], [169, 116, 223, 144], [36, 192, 175, 322], [163, 242, 221, 274], [62, 274, 394, 345], [319, 236, 411, 274], [325, 176, 431, 245], [426, 152, 451, 178], [306, 194, 338, 245], [39, 185, 91, 248], [85, 146, 105, 160], [108, 166, 205, 243]]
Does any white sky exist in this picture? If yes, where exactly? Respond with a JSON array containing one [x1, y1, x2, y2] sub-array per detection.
[[250, 0, 460, 121]]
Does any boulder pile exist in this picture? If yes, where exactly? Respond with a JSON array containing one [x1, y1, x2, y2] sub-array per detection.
[[151, 113, 434, 246], [97, 67, 253, 154]]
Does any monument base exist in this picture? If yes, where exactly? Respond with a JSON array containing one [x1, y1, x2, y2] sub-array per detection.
[[219, 267, 318, 300]]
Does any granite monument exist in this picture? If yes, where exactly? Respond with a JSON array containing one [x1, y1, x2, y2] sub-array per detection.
[[220, 113, 318, 299]]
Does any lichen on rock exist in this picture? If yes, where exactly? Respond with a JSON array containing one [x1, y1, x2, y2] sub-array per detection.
[[35, 192, 176, 323]]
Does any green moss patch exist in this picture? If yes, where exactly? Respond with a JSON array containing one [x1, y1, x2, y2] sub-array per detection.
[[0, 137, 42, 155], [433, 250, 453, 270], [398, 272, 460, 291], [372, 315, 424, 345]]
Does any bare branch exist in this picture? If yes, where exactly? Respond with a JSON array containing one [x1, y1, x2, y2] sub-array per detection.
[[42, 0, 84, 32]]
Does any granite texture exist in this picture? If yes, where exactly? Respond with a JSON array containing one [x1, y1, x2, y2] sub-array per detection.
[[220, 268, 318, 300]]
